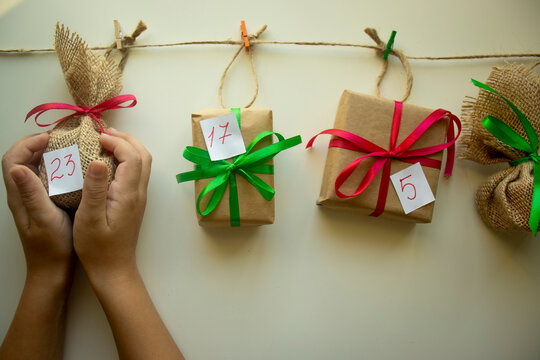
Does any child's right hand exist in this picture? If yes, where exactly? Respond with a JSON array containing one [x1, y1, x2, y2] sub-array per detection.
[[73, 128, 152, 285]]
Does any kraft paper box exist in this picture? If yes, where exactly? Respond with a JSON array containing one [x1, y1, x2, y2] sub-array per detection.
[[191, 108, 274, 227], [317, 90, 448, 223]]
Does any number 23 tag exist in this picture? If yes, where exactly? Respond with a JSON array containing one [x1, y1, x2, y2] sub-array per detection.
[[42, 144, 84, 196], [390, 162, 435, 214]]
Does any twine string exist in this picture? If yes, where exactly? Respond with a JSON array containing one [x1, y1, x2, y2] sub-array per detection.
[[364, 28, 413, 102], [218, 25, 267, 109], [104, 21, 148, 71], [2, 38, 539, 60]]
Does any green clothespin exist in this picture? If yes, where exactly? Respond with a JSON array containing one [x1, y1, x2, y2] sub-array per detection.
[[383, 30, 397, 60]]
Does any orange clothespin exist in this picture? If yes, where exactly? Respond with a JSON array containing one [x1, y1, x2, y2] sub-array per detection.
[[240, 20, 250, 51], [114, 20, 123, 49]]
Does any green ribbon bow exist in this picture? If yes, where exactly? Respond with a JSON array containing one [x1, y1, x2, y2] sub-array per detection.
[[176, 109, 302, 226], [472, 78, 540, 235]]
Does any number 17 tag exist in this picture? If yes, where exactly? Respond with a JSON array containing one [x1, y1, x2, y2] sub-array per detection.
[[200, 113, 246, 161], [42, 144, 84, 196], [390, 162, 435, 214]]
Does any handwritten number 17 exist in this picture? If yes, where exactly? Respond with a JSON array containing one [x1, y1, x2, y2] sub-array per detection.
[[208, 122, 232, 148]]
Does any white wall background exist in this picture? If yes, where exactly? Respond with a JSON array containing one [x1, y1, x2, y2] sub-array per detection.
[[1, 0, 539, 359]]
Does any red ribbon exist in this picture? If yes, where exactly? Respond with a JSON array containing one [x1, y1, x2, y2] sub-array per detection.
[[25, 94, 137, 133], [307, 101, 461, 217]]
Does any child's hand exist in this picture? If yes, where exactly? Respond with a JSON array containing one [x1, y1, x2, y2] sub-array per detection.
[[2, 133, 74, 280], [73, 128, 152, 284]]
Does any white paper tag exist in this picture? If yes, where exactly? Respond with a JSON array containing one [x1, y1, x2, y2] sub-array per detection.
[[42, 144, 84, 196], [200, 113, 246, 161], [390, 162, 435, 214]]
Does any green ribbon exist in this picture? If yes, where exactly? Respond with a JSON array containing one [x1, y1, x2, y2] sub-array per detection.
[[472, 78, 540, 235], [176, 108, 302, 226]]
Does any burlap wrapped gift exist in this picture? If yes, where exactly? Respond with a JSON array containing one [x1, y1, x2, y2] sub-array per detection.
[[460, 62, 540, 232], [34, 24, 127, 208], [315, 90, 454, 223], [191, 108, 275, 227]]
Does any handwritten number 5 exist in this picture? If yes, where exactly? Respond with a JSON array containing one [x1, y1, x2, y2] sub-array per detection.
[[399, 174, 416, 200]]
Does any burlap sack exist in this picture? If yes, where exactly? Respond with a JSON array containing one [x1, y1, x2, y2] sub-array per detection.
[[39, 24, 123, 208], [460, 62, 540, 232]]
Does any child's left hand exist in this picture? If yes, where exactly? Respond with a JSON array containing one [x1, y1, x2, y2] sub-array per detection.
[[2, 132, 74, 280]]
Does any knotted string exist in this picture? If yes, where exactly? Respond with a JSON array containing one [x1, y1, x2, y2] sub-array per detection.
[[105, 21, 148, 71], [218, 25, 268, 109], [364, 28, 413, 102]]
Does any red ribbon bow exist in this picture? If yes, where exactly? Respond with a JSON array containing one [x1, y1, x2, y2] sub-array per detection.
[[307, 101, 461, 217], [25, 94, 137, 133]]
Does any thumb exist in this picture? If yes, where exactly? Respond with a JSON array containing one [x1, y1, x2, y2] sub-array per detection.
[[10, 165, 55, 221], [79, 161, 109, 220]]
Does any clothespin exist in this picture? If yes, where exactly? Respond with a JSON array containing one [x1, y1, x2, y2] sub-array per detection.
[[114, 20, 123, 50], [240, 20, 250, 51], [383, 30, 397, 60]]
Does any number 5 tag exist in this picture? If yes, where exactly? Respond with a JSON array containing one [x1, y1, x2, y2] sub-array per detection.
[[390, 162, 435, 214], [42, 144, 84, 196]]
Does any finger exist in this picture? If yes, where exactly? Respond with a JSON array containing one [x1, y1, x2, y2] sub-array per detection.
[[78, 161, 109, 224], [2, 133, 49, 172], [99, 133, 142, 190], [106, 128, 152, 188], [2, 133, 50, 219], [10, 165, 55, 227], [27, 147, 46, 174]]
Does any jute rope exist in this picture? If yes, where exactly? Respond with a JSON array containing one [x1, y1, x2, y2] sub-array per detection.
[[1, 37, 539, 60], [104, 21, 147, 71], [364, 28, 413, 102], [218, 25, 267, 108]]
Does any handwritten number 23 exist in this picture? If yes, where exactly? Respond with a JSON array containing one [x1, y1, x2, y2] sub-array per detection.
[[50, 154, 76, 182], [399, 174, 416, 200]]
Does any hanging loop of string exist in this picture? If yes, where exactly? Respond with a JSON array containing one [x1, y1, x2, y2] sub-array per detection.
[[218, 24, 267, 109], [364, 28, 413, 102], [105, 20, 148, 71]]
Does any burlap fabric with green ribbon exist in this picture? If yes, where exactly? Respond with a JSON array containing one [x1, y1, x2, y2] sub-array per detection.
[[460, 62, 540, 234]]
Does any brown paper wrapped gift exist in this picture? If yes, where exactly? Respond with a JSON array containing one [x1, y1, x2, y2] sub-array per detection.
[[316, 90, 453, 223], [191, 108, 275, 227]]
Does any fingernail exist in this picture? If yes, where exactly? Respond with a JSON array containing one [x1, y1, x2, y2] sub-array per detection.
[[87, 162, 107, 179], [11, 167, 26, 184], [107, 127, 118, 134]]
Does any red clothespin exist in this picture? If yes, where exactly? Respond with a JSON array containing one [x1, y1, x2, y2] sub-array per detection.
[[114, 20, 123, 49], [240, 20, 250, 51]]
